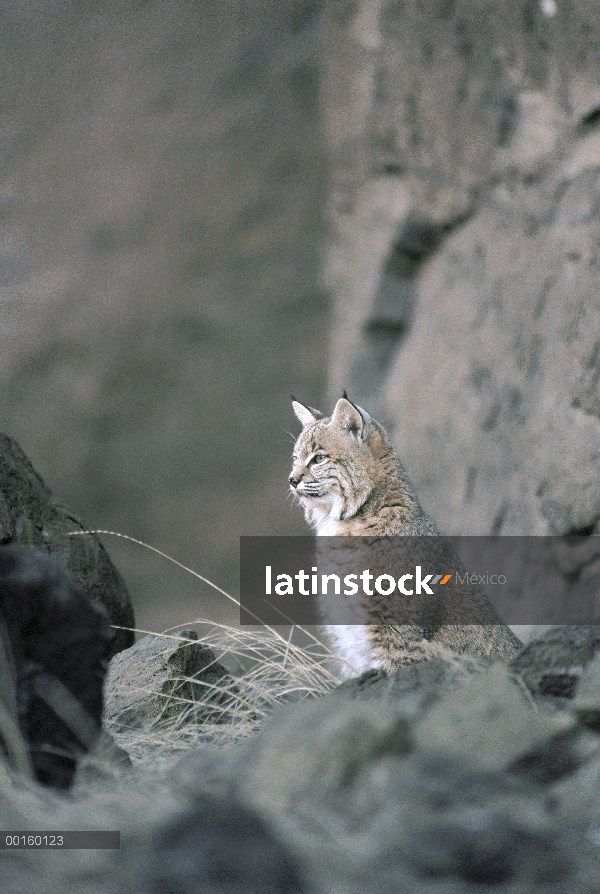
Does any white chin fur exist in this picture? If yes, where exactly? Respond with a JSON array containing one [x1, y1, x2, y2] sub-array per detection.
[[302, 493, 345, 534]]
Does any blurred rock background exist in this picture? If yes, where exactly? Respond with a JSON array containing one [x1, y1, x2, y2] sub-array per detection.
[[0, 0, 328, 632], [2, 0, 600, 634]]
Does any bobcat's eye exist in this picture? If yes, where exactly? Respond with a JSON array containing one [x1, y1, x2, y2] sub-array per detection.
[[312, 453, 328, 465]]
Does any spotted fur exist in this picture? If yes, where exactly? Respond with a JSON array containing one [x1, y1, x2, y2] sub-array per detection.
[[290, 397, 521, 676]]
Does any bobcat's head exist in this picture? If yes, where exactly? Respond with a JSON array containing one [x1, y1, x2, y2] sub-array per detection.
[[290, 396, 389, 525]]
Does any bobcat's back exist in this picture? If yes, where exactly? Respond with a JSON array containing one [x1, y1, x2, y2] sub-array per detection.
[[289, 397, 521, 676]]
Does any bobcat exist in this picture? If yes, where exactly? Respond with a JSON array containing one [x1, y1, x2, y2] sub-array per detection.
[[289, 396, 521, 676]]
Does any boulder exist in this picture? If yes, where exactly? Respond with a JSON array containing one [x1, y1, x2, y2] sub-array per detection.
[[147, 793, 312, 894], [511, 625, 600, 710], [332, 654, 495, 715], [104, 629, 241, 739], [218, 658, 600, 894], [0, 432, 134, 656], [0, 546, 115, 788]]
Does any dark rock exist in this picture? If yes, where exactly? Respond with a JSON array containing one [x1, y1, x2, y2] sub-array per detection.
[[572, 653, 600, 729], [511, 626, 600, 710], [0, 432, 134, 657], [150, 794, 312, 894], [0, 546, 114, 788], [399, 758, 574, 888], [509, 728, 591, 786]]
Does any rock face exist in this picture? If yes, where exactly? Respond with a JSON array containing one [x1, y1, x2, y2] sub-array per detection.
[[323, 0, 600, 538], [0, 432, 134, 656]]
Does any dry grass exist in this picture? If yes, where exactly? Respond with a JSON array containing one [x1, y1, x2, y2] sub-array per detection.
[[104, 621, 341, 764], [69, 531, 342, 765]]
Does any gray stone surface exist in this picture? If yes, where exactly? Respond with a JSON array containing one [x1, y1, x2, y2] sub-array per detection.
[[147, 793, 312, 894], [6, 642, 600, 892], [105, 629, 237, 733], [511, 625, 600, 710], [0, 432, 133, 656], [223, 660, 600, 893], [323, 0, 600, 541], [327, 653, 495, 716]]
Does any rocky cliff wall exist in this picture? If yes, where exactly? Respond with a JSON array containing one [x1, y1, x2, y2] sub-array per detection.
[[324, 0, 600, 537]]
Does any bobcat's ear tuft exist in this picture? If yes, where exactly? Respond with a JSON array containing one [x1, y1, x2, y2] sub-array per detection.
[[292, 399, 322, 426], [330, 397, 369, 439], [340, 392, 372, 425], [352, 402, 372, 424]]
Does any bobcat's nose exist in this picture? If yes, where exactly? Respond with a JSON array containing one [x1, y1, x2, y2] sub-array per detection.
[[289, 475, 301, 488]]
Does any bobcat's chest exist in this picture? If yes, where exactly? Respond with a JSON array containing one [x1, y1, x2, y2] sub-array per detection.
[[315, 515, 344, 535], [325, 625, 380, 678]]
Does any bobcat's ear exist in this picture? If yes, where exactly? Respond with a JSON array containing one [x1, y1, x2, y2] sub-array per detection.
[[291, 397, 322, 426], [330, 397, 370, 439]]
